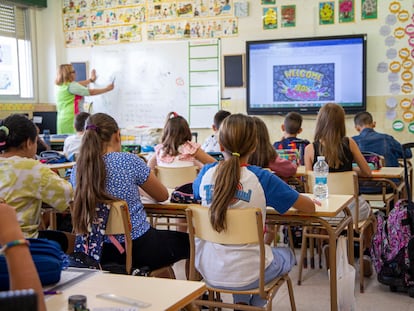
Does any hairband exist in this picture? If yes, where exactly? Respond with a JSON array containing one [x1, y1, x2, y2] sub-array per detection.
[[170, 112, 179, 118], [232, 152, 240, 157], [86, 124, 99, 131], [0, 126, 9, 136]]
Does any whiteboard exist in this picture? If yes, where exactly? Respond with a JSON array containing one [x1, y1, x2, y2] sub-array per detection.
[[88, 41, 190, 129]]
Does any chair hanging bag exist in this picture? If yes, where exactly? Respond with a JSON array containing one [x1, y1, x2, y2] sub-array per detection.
[[329, 236, 356, 311]]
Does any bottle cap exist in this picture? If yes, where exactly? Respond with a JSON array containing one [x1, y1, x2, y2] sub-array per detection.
[[317, 156, 325, 161], [68, 295, 87, 310]]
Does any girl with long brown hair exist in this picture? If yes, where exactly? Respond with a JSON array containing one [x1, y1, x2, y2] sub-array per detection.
[[148, 111, 215, 170], [193, 113, 314, 307], [304, 103, 371, 176], [70, 113, 189, 270]]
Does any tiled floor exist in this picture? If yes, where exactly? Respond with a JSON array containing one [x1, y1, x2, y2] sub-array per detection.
[[173, 248, 414, 311]]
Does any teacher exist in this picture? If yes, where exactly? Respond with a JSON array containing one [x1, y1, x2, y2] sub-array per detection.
[[55, 64, 115, 134]]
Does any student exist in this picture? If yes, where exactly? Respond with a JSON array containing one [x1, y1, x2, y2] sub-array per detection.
[[63, 111, 90, 160], [304, 103, 371, 177], [0, 203, 46, 311], [248, 116, 298, 245], [353, 111, 412, 167], [273, 111, 310, 165], [193, 114, 315, 307], [201, 109, 231, 153], [303, 103, 373, 275], [55, 64, 115, 134], [249, 116, 297, 178], [70, 113, 189, 271], [0, 114, 73, 238], [148, 111, 216, 170], [35, 124, 50, 155]]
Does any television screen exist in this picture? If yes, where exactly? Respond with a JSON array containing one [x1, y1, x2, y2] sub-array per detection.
[[246, 34, 367, 115]]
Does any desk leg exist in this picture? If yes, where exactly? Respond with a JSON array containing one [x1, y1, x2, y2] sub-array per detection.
[[49, 211, 57, 230], [328, 233, 337, 311]]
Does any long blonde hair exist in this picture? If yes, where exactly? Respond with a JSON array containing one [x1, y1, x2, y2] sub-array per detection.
[[210, 114, 257, 232], [72, 113, 118, 233], [314, 103, 346, 169]]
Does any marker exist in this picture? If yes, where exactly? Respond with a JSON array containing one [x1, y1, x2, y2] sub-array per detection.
[[43, 290, 62, 295]]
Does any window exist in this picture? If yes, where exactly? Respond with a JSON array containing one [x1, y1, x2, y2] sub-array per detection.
[[0, 1, 34, 100]]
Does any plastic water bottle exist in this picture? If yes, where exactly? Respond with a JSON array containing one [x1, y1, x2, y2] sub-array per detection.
[[43, 129, 51, 147], [313, 155, 329, 200]]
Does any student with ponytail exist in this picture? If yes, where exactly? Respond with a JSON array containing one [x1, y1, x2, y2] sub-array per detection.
[[193, 113, 315, 307]]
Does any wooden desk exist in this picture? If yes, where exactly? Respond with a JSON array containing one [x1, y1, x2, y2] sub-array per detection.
[[46, 161, 76, 172], [370, 166, 404, 179], [296, 166, 404, 179], [144, 194, 354, 311], [46, 272, 206, 311]]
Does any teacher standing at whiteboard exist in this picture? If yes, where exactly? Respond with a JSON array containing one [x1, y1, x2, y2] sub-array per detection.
[[55, 64, 115, 134]]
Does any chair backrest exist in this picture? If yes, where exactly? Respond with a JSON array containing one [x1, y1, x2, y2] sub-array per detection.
[[307, 171, 361, 223], [105, 200, 132, 274], [154, 166, 198, 189], [186, 205, 267, 294]]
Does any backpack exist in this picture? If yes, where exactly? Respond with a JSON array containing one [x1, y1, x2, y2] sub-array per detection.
[[39, 151, 68, 164], [370, 200, 414, 287], [370, 142, 414, 293], [0, 239, 66, 290], [170, 183, 201, 204], [362, 151, 382, 170]]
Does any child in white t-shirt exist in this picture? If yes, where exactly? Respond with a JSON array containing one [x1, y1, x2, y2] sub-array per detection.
[[63, 112, 89, 161], [201, 110, 231, 153]]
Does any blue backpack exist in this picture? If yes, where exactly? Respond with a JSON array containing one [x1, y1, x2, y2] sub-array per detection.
[[0, 238, 66, 290]]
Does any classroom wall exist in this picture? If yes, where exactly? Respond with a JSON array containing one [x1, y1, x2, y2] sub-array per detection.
[[33, 0, 412, 144]]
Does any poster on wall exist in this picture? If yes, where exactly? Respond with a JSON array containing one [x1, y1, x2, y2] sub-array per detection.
[[361, 0, 377, 20], [319, 2, 335, 25], [263, 7, 277, 30], [339, 0, 354, 23], [281, 5, 296, 28], [0, 38, 19, 95]]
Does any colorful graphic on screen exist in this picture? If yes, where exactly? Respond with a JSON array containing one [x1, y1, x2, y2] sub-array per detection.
[[273, 63, 335, 102]]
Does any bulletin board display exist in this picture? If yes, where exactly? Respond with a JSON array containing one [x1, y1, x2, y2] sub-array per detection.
[[88, 40, 220, 128]]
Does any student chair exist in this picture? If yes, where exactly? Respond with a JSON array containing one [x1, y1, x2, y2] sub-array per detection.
[[186, 205, 296, 311], [299, 171, 376, 293], [106, 200, 175, 278], [153, 166, 198, 229], [358, 153, 400, 215], [154, 166, 198, 189]]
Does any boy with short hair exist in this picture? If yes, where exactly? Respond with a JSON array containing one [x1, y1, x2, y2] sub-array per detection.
[[63, 112, 90, 160], [273, 112, 309, 165], [353, 111, 411, 167], [201, 110, 231, 153]]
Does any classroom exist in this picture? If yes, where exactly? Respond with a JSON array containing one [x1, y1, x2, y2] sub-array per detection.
[[1, 0, 412, 144], [0, 0, 413, 310]]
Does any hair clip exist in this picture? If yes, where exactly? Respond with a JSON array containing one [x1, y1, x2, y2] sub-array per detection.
[[0, 125, 9, 136], [171, 112, 179, 118], [232, 152, 240, 157]]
